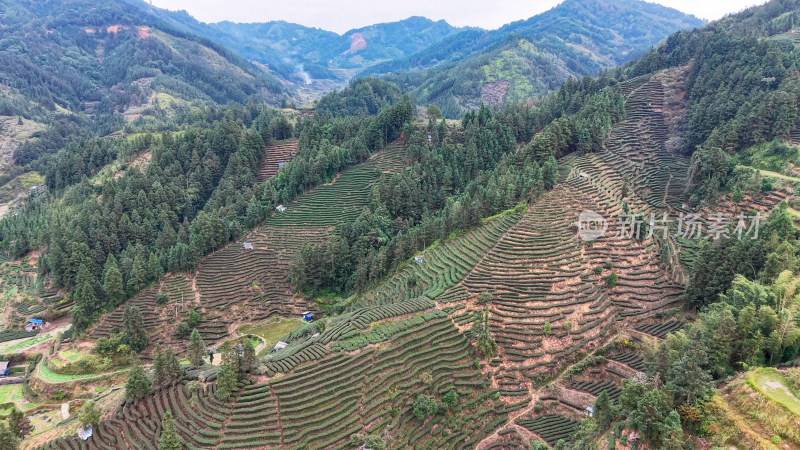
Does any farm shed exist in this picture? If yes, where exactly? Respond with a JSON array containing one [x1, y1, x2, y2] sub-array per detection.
[[0, 361, 8, 376], [242, 242, 254, 250], [276, 205, 287, 212], [415, 255, 424, 263], [273, 341, 288, 351], [25, 318, 43, 332], [302, 311, 314, 322]]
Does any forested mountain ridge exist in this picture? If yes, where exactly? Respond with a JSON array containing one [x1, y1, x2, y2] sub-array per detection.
[[0, 0, 288, 119], [6, 0, 800, 449], [126, 0, 465, 96], [0, 0, 292, 172], [369, 0, 705, 116]]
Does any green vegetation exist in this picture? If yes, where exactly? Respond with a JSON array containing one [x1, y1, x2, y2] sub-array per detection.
[[748, 368, 800, 415], [22, 0, 800, 448], [239, 318, 304, 350], [37, 363, 103, 383]]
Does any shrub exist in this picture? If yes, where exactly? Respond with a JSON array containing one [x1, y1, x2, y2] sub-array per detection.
[[606, 272, 618, 288], [78, 401, 101, 427], [442, 389, 458, 407], [176, 322, 190, 339], [155, 293, 168, 305], [412, 394, 436, 420]]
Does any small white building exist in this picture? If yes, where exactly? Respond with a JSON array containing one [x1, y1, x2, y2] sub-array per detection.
[[276, 205, 287, 212], [273, 341, 288, 351], [579, 172, 589, 180]]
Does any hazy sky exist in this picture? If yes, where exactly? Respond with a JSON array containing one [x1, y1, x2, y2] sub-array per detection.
[[147, 0, 766, 34]]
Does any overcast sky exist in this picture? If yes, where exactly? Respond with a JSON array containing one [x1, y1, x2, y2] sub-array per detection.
[[147, 0, 767, 34]]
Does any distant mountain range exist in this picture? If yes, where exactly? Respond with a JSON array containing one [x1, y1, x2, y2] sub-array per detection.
[[0, 0, 705, 122], [128, 0, 705, 108], [371, 0, 706, 115], [0, 0, 288, 123]]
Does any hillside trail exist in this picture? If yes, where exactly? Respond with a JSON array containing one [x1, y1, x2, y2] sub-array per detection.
[[268, 383, 285, 447], [738, 165, 800, 183], [475, 396, 538, 449], [474, 333, 622, 449]]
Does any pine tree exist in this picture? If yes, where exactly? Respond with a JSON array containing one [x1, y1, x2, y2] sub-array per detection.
[[78, 401, 101, 428], [542, 156, 558, 190], [73, 263, 98, 314], [128, 254, 147, 294], [216, 343, 241, 400], [152, 346, 166, 390], [147, 252, 163, 282], [122, 305, 149, 353], [187, 309, 200, 328], [593, 390, 615, 430], [187, 329, 206, 366], [0, 422, 19, 450], [125, 363, 151, 402], [662, 410, 684, 450], [666, 347, 713, 405], [216, 364, 238, 401], [103, 255, 125, 308], [158, 411, 183, 450], [240, 338, 256, 373], [472, 307, 498, 359], [163, 346, 181, 386], [442, 389, 458, 407]]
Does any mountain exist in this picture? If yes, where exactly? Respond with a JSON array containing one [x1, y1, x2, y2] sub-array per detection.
[[0, 0, 288, 121], [9, 0, 800, 448], [0, 0, 292, 169], [369, 0, 705, 116], [127, 0, 465, 97]]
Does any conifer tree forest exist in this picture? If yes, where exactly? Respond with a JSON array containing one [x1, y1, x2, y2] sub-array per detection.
[[5, 0, 800, 449]]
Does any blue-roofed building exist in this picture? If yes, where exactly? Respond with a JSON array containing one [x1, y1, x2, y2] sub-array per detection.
[[26, 318, 43, 332], [302, 311, 314, 322]]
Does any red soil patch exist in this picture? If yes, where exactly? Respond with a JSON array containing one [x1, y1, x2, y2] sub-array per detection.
[[481, 81, 509, 107], [136, 26, 151, 39], [344, 32, 367, 55]]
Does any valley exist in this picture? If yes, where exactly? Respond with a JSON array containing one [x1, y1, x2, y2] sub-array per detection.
[[2, 0, 800, 449]]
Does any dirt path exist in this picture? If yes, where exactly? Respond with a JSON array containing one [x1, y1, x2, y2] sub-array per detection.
[[475, 332, 623, 449], [270, 383, 285, 447], [739, 165, 800, 183]]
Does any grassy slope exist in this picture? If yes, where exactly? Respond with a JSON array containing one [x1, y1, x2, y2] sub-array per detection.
[[710, 368, 800, 449]]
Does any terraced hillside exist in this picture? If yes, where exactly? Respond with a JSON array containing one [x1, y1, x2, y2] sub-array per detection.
[[93, 141, 410, 345], [39, 304, 508, 450], [256, 139, 298, 184], [193, 141, 408, 319], [72, 66, 796, 448]]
